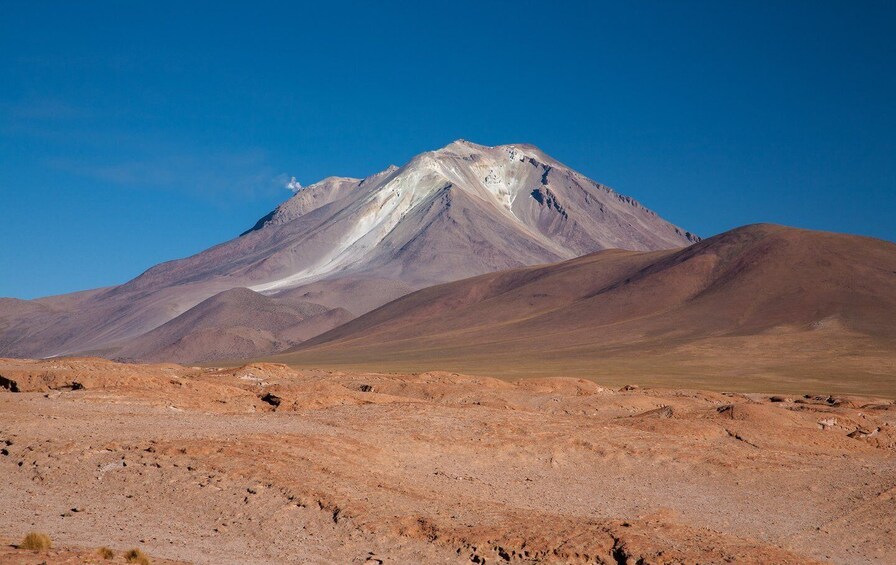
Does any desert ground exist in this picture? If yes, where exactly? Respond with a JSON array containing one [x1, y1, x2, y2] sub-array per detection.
[[274, 328, 896, 399], [1, 357, 894, 564]]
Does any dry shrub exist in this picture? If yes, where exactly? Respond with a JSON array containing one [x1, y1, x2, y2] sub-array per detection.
[[98, 546, 115, 559], [125, 547, 151, 565], [19, 532, 52, 551]]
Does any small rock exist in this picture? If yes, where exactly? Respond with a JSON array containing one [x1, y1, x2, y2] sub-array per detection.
[[0, 376, 19, 392], [818, 418, 838, 430], [848, 427, 880, 439], [634, 405, 673, 419], [260, 393, 281, 407]]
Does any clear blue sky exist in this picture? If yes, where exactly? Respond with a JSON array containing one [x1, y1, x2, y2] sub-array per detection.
[[2, 1, 894, 299]]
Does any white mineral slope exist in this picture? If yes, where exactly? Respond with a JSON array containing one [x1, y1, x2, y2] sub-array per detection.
[[0, 140, 697, 360]]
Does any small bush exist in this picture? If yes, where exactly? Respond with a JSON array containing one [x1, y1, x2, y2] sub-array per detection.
[[98, 546, 115, 559], [125, 547, 151, 565], [19, 532, 52, 550]]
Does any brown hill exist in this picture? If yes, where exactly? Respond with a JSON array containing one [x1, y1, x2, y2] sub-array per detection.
[[115, 287, 353, 363], [277, 224, 896, 397]]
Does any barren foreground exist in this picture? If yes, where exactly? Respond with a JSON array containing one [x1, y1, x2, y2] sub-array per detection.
[[1, 358, 894, 564]]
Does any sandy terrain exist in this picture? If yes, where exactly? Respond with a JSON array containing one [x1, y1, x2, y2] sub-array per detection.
[[1, 357, 894, 564]]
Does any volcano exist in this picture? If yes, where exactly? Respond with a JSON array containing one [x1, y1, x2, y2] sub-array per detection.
[[0, 140, 695, 361]]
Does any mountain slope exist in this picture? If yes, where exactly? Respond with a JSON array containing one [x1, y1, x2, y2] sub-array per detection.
[[0, 140, 696, 360], [114, 287, 353, 363], [275, 225, 896, 396]]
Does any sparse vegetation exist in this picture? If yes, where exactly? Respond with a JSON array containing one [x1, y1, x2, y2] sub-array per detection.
[[98, 546, 115, 559], [19, 532, 52, 550], [125, 547, 151, 564]]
